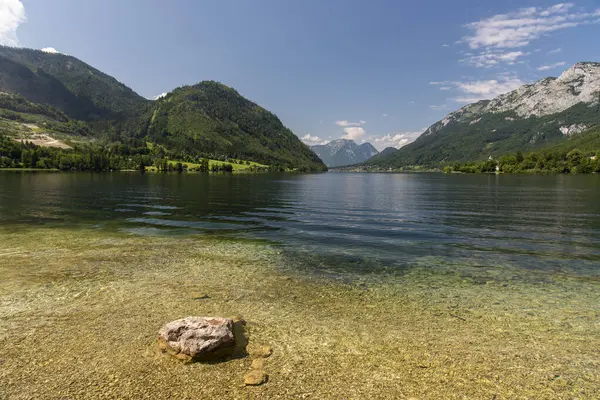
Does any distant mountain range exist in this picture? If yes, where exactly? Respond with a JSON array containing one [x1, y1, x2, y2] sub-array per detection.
[[5, 46, 597, 173], [311, 139, 379, 167], [364, 62, 600, 169], [0, 46, 326, 171]]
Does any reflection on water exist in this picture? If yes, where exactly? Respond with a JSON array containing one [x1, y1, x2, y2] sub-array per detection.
[[1, 171, 599, 276]]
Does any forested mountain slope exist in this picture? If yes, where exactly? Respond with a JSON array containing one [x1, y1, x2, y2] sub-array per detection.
[[0, 46, 148, 121], [366, 62, 600, 168], [0, 47, 326, 171], [147, 82, 325, 170]]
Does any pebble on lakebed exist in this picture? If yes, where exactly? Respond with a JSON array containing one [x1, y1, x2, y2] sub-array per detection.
[[243, 344, 273, 386], [158, 316, 236, 362], [244, 369, 268, 386]]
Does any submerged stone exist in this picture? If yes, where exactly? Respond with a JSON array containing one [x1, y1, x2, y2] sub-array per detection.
[[158, 317, 235, 362], [260, 345, 273, 358], [189, 292, 210, 300], [250, 358, 265, 370], [244, 370, 268, 386], [248, 343, 273, 358]]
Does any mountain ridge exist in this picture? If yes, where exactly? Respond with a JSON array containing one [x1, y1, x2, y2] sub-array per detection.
[[146, 81, 325, 169], [0, 45, 148, 121], [365, 62, 600, 168], [311, 139, 379, 167], [0, 46, 326, 171]]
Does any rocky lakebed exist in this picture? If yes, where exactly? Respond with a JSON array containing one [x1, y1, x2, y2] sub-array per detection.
[[1, 226, 600, 399]]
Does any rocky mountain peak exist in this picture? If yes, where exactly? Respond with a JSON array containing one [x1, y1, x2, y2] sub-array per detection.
[[367, 61, 600, 168], [423, 62, 600, 140], [484, 62, 600, 118], [311, 139, 379, 167]]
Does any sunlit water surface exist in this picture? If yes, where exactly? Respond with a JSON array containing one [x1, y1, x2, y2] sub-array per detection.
[[1, 171, 599, 278]]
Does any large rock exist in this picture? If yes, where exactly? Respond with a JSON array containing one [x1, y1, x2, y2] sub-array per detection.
[[158, 317, 236, 362]]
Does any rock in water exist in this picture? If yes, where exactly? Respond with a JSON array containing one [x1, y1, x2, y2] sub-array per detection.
[[244, 370, 268, 386], [158, 317, 236, 362]]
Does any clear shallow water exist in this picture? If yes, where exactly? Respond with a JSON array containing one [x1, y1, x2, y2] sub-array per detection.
[[1, 171, 600, 276]]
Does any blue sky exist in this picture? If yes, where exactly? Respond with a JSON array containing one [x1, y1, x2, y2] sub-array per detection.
[[1, 0, 599, 150]]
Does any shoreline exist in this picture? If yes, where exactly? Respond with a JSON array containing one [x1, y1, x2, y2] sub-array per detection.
[[1, 226, 599, 398], [0, 168, 280, 174]]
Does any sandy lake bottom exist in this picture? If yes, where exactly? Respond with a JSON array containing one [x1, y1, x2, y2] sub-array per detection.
[[1, 226, 599, 399]]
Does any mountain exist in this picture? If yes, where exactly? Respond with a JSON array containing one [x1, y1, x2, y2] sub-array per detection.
[[366, 62, 600, 168], [378, 147, 398, 157], [0, 47, 326, 171], [310, 139, 379, 167], [349, 146, 398, 168], [0, 46, 148, 121], [146, 82, 325, 170]]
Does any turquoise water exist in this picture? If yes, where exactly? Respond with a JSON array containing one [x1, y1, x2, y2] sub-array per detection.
[[1, 171, 599, 277]]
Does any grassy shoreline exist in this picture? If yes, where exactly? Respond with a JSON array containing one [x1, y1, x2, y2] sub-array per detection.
[[1, 227, 599, 399]]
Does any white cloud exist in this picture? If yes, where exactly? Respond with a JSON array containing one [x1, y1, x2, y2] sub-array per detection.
[[342, 126, 366, 141], [429, 4, 598, 110], [461, 50, 528, 68], [537, 61, 567, 71], [302, 134, 329, 146], [382, 113, 388, 117], [41, 47, 59, 54], [454, 97, 490, 104], [430, 76, 524, 103], [454, 77, 523, 96], [153, 92, 168, 100], [462, 3, 599, 50], [335, 120, 367, 140], [441, 44, 450, 48], [335, 120, 366, 127], [0, 0, 26, 46], [372, 131, 423, 150], [429, 104, 448, 110]]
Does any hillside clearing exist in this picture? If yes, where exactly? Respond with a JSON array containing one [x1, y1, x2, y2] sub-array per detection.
[[14, 133, 72, 149]]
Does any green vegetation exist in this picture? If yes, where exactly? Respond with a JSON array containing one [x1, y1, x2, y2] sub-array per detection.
[[0, 47, 326, 172], [0, 134, 282, 172], [0, 134, 152, 171], [163, 158, 271, 173], [366, 100, 600, 169], [0, 93, 91, 137], [146, 82, 325, 171], [0, 46, 148, 121], [445, 126, 600, 174]]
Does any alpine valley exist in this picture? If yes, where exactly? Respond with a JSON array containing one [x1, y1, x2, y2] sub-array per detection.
[[0, 46, 326, 172], [363, 62, 600, 170]]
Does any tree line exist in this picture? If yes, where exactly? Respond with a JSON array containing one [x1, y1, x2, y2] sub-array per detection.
[[445, 148, 600, 174], [0, 134, 290, 172]]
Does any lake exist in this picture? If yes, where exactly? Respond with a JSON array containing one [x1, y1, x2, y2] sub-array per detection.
[[2, 171, 600, 399], [2, 171, 600, 278]]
